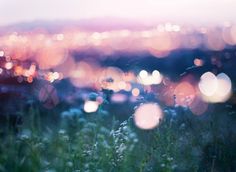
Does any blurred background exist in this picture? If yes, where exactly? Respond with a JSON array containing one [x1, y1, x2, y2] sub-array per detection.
[[0, 0, 236, 171]]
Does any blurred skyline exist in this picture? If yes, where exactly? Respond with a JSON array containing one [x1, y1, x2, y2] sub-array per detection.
[[0, 0, 236, 26]]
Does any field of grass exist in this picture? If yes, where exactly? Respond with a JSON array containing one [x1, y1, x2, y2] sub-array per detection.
[[0, 102, 235, 172]]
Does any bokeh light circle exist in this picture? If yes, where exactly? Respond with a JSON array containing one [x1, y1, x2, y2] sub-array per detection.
[[84, 101, 99, 113], [198, 72, 218, 96], [134, 103, 163, 130]]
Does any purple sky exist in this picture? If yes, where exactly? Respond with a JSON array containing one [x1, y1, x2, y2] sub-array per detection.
[[0, 0, 236, 26]]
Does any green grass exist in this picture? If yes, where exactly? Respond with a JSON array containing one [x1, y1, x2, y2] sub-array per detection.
[[0, 104, 235, 172]]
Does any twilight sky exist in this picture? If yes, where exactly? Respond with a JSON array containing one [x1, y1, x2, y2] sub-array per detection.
[[0, 0, 236, 26]]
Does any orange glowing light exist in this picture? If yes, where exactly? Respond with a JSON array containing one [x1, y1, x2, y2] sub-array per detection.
[[194, 58, 204, 66], [27, 76, 33, 83], [132, 88, 140, 97], [70, 61, 98, 88], [124, 82, 132, 91], [36, 46, 68, 69], [0, 25, 234, 64], [98, 67, 124, 91], [147, 32, 173, 58], [174, 82, 196, 107], [123, 72, 136, 82], [118, 81, 127, 90], [14, 66, 23, 76]]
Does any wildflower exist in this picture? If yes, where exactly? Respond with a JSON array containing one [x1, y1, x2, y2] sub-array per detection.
[[81, 128, 92, 134], [102, 140, 110, 149], [70, 108, 83, 116], [179, 123, 186, 129], [161, 163, 165, 167], [18, 129, 31, 140], [110, 129, 114, 136], [129, 133, 136, 139], [100, 127, 110, 135], [86, 122, 97, 128], [66, 161, 73, 167], [133, 138, 138, 143], [45, 169, 56, 172], [19, 134, 30, 140], [42, 160, 50, 167], [78, 118, 86, 124], [42, 136, 50, 143], [62, 135, 69, 141], [122, 126, 128, 131], [117, 143, 126, 154], [61, 108, 83, 118], [84, 163, 89, 169], [58, 129, 66, 135], [61, 111, 70, 118], [171, 164, 178, 169]]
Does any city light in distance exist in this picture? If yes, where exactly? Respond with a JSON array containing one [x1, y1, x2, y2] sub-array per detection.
[[198, 72, 232, 103]]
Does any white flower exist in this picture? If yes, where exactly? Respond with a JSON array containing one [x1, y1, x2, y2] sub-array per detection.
[[66, 161, 73, 167], [58, 129, 66, 135]]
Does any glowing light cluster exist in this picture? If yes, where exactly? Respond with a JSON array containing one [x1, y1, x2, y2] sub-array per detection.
[[159, 78, 208, 115], [138, 70, 163, 85], [45, 72, 61, 83], [4, 61, 37, 83], [1, 23, 236, 69], [198, 72, 232, 103]]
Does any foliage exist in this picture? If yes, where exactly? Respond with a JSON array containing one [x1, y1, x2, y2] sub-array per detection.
[[0, 104, 235, 172]]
